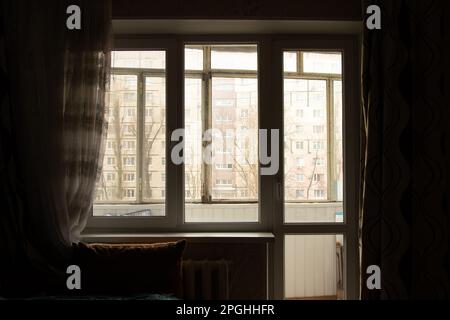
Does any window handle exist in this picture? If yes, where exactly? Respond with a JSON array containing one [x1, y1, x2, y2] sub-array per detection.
[[276, 179, 282, 200]]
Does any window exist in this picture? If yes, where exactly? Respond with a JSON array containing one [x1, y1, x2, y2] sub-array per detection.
[[284, 50, 341, 219], [312, 141, 325, 151], [94, 50, 166, 211], [315, 158, 325, 166], [313, 174, 323, 182], [215, 99, 234, 107], [91, 38, 359, 301], [123, 173, 135, 182], [123, 141, 135, 150], [123, 157, 135, 166], [313, 125, 325, 134], [314, 189, 325, 198], [185, 44, 258, 222], [123, 188, 135, 198], [296, 190, 305, 198], [215, 163, 233, 170]]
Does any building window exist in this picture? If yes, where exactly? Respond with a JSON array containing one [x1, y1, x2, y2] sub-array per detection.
[[123, 157, 135, 166], [311, 141, 324, 150], [315, 158, 325, 166], [240, 109, 249, 118], [313, 174, 323, 182], [313, 125, 325, 134], [123, 188, 135, 198], [296, 190, 305, 198], [313, 189, 325, 198], [296, 141, 304, 150], [123, 173, 135, 182]]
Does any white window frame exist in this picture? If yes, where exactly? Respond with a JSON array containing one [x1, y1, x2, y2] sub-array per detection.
[[85, 35, 360, 301]]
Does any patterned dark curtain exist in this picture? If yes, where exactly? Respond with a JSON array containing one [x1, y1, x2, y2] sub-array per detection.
[[361, 0, 450, 299], [0, 0, 111, 296]]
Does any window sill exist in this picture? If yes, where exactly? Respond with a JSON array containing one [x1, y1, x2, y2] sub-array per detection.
[[81, 232, 275, 244]]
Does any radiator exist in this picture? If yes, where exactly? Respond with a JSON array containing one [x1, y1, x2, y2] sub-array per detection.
[[182, 260, 230, 300]]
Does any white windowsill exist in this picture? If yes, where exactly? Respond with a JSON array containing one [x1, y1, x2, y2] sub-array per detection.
[[81, 232, 275, 243]]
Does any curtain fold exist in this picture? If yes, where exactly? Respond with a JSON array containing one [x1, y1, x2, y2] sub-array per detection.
[[361, 0, 450, 299], [0, 0, 111, 296]]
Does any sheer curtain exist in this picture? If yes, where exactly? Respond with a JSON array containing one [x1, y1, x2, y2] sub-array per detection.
[[0, 0, 111, 296]]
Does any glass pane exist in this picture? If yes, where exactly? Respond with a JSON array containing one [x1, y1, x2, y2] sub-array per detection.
[[284, 79, 328, 202], [185, 78, 203, 203], [284, 52, 297, 72], [94, 50, 166, 216], [285, 235, 345, 300], [184, 44, 259, 223], [142, 76, 166, 214], [333, 81, 343, 204], [211, 77, 258, 202], [95, 74, 137, 203], [185, 46, 203, 70], [302, 52, 342, 75], [111, 51, 165, 69], [211, 45, 257, 71]]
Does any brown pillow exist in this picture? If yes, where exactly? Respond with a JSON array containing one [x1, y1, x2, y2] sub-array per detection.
[[72, 240, 186, 297]]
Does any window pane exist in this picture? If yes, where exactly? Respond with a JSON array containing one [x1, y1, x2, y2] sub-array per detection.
[[185, 78, 203, 203], [142, 76, 166, 212], [284, 52, 297, 72], [211, 77, 258, 202], [184, 44, 259, 223], [285, 235, 344, 300], [112, 51, 165, 69], [284, 79, 328, 203], [95, 50, 166, 216], [95, 74, 137, 203], [302, 52, 342, 74], [185, 46, 203, 70], [211, 45, 257, 71], [283, 51, 344, 224]]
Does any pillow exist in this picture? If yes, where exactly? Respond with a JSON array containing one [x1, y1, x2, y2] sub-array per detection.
[[72, 240, 186, 297]]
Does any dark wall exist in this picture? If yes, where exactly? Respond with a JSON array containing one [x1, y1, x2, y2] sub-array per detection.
[[112, 0, 362, 21]]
